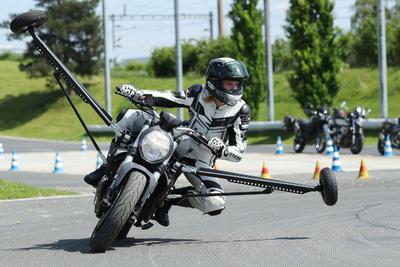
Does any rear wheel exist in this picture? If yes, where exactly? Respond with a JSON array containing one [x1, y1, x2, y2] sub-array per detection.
[[89, 171, 147, 252], [319, 168, 338, 206]]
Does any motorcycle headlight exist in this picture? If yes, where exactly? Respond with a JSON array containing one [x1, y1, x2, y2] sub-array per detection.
[[139, 130, 173, 163]]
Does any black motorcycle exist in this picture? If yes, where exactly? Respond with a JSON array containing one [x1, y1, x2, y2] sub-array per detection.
[[377, 118, 400, 155], [284, 105, 331, 153], [10, 10, 339, 252], [330, 102, 370, 154]]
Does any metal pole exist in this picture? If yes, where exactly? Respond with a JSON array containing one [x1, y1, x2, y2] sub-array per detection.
[[217, 0, 224, 38], [111, 15, 115, 50], [209, 11, 214, 40], [174, 0, 184, 120], [102, 0, 112, 116], [377, 0, 388, 118], [264, 0, 274, 121]]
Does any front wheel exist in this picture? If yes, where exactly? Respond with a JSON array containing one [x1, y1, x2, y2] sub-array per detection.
[[319, 168, 338, 206], [89, 171, 147, 252], [377, 138, 385, 155], [293, 140, 305, 153], [350, 134, 364, 154], [315, 134, 327, 153]]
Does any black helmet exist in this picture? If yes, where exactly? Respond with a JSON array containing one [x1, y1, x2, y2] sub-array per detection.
[[205, 57, 249, 106]]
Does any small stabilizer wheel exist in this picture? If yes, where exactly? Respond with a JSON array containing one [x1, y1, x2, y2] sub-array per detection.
[[10, 10, 47, 34], [319, 167, 338, 206]]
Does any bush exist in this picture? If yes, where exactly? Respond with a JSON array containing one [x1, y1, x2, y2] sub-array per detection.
[[149, 38, 235, 77], [0, 52, 22, 61]]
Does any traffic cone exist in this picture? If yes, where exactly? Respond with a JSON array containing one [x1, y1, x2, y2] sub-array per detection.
[[0, 142, 4, 155], [9, 149, 19, 171], [325, 138, 334, 157], [213, 162, 219, 170], [312, 160, 321, 180], [96, 153, 103, 169], [275, 136, 284, 154], [383, 134, 393, 157], [53, 151, 63, 174], [80, 137, 88, 151], [331, 146, 343, 172], [357, 159, 369, 179], [261, 161, 271, 179]]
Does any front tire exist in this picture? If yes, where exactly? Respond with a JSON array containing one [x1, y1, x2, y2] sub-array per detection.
[[319, 168, 338, 206], [350, 134, 364, 154], [293, 137, 305, 153], [315, 134, 326, 153], [89, 171, 147, 252], [377, 138, 385, 155]]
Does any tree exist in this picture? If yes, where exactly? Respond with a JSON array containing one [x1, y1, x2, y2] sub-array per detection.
[[4, 0, 102, 89], [229, 0, 265, 119], [350, 0, 378, 67], [272, 38, 293, 72], [286, 0, 339, 111]]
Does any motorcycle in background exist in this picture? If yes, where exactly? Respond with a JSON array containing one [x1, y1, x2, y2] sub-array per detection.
[[377, 118, 400, 155], [330, 102, 370, 154], [284, 105, 331, 153]]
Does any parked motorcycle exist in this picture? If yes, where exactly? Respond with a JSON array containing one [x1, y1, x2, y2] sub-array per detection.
[[330, 102, 370, 154], [284, 105, 331, 153], [377, 118, 400, 155], [10, 10, 339, 253]]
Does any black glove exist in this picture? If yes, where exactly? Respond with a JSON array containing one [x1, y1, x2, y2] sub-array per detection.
[[116, 84, 143, 101], [208, 137, 226, 157]]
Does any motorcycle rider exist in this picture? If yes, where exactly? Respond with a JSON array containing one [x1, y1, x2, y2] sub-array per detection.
[[84, 57, 251, 227]]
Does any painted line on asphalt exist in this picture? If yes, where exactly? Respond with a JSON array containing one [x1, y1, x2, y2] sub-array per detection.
[[0, 193, 93, 203]]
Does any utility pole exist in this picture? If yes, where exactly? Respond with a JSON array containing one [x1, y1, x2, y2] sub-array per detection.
[[209, 11, 214, 40], [174, 0, 184, 120], [102, 0, 112, 116], [264, 0, 274, 121], [377, 0, 388, 118], [217, 0, 224, 38]]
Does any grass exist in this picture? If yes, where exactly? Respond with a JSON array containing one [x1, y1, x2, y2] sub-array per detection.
[[0, 59, 399, 144], [0, 178, 76, 200]]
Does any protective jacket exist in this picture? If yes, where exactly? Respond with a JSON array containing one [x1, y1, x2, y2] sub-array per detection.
[[142, 84, 251, 165]]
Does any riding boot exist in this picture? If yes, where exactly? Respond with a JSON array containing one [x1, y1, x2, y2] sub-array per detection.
[[84, 164, 107, 187], [153, 186, 196, 226], [153, 201, 172, 227]]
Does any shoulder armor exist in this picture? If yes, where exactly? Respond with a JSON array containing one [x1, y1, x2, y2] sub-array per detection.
[[240, 103, 251, 116], [186, 84, 203, 97]]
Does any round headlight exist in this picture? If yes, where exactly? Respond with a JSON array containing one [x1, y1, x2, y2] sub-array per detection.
[[139, 130, 173, 163]]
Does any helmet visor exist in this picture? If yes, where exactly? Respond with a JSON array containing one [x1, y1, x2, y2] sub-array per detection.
[[221, 79, 243, 95]]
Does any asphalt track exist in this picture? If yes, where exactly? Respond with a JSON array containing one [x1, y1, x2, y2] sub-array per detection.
[[0, 136, 399, 266]]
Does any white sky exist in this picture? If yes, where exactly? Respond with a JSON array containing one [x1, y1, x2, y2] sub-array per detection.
[[0, 0, 355, 61]]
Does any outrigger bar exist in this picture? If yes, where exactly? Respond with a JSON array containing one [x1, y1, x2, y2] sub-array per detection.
[[168, 168, 321, 198], [26, 27, 122, 161]]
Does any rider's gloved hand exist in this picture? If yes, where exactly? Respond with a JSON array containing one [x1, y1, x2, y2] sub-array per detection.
[[116, 84, 144, 101], [208, 137, 226, 157]]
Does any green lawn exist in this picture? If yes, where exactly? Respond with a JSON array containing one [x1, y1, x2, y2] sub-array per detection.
[[0, 59, 399, 144], [0, 178, 76, 200]]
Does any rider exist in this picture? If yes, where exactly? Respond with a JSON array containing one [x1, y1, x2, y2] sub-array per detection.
[[84, 57, 251, 226]]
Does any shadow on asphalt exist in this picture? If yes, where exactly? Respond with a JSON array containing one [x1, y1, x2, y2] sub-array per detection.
[[13, 236, 309, 254]]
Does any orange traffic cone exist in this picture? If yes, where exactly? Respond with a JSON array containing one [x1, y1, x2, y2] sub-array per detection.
[[312, 160, 321, 180], [357, 159, 369, 179], [261, 161, 271, 179], [213, 162, 220, 170]]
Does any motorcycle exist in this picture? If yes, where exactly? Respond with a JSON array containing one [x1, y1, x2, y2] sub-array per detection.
[[330, 102, 370, 154], [10, 10, 338, 252], [377, 118, 400, 155], [284, 105, 331, 153]]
